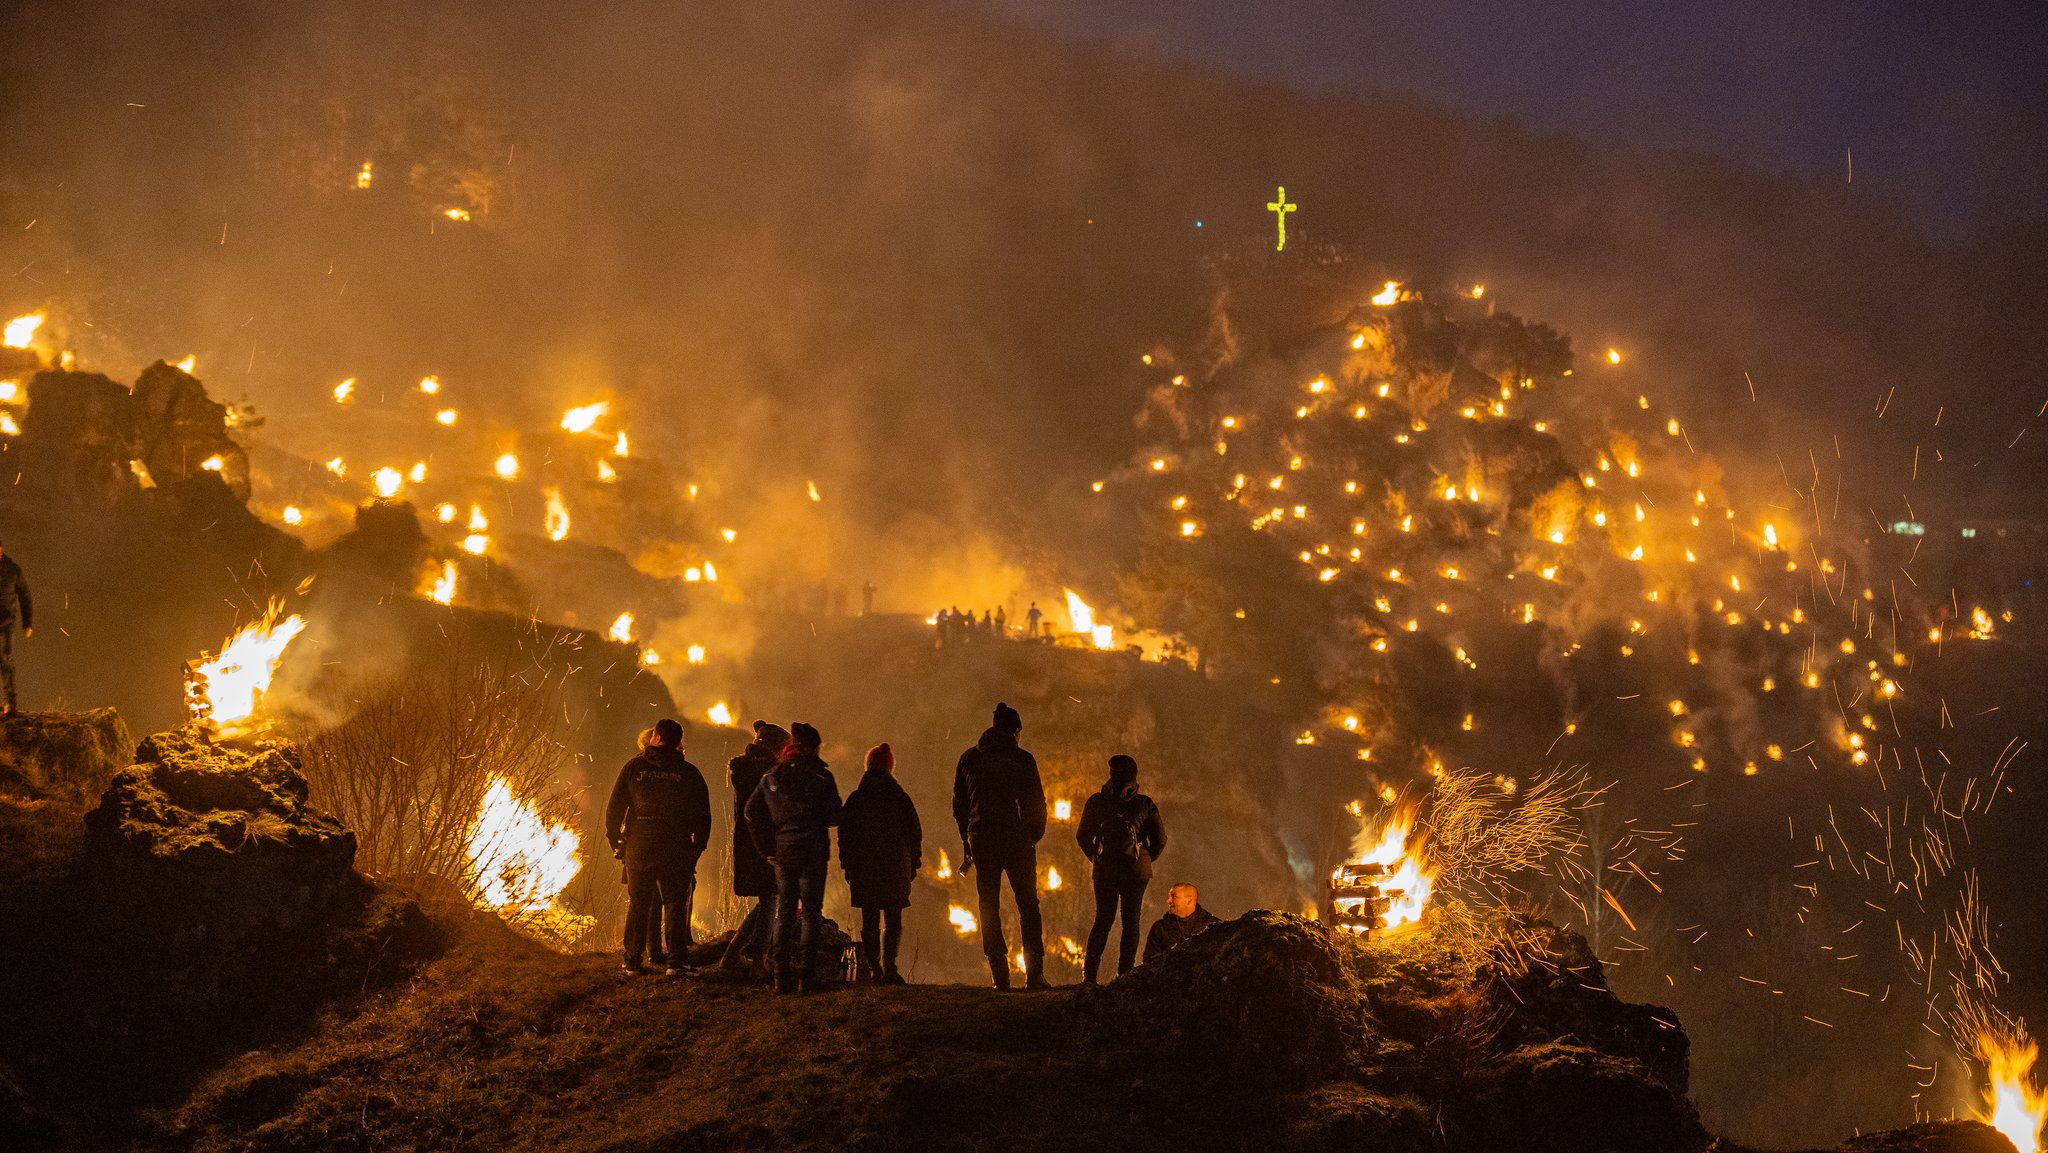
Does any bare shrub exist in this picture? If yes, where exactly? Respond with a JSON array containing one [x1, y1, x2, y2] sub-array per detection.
[[289, 634, 584, 908]]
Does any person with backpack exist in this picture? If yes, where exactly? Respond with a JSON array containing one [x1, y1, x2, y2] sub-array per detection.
[[1075, 754, 1165, 985], [718, 720, 788, 976], [839, 743, 922, 984], [744, 722, 841, 993], [604, 718, 712, 977], [952, 702, 1049, 989]]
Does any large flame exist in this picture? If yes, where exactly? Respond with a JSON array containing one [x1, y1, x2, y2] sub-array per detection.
[[186, 607, 308, 738], [1978, 1031, 2047, 1153], [464, 776, 582, 912], [1336, 802, 1436, 934]]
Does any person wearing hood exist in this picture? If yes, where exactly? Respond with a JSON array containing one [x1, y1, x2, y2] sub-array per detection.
[[951, 701, 1049, 989], [744, 722, 842, 993], [839, 743, 922, 984], [1144, 882, 1220, 963], [1076, 754, 1166, 985], [719, 720, 787, 975], [604, 718, 712, 977]]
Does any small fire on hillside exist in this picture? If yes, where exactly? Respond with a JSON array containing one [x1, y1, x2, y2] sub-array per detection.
[[1329, 802, 1435, 935], [184, 606, 308, 739]]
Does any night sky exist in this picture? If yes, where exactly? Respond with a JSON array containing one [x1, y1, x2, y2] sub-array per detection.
[[987, 0, 2048, 235]]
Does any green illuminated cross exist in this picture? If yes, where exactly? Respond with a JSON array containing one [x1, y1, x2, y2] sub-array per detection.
[[1266, 186, 1297, 251]]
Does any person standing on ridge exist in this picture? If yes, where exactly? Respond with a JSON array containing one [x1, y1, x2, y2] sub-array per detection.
[[0, 540, 33, 715], [605, 718, 712, 977], [1076, 754, 1166, 985], [745, 722, 841, 993], [1025, 601, 1042, 640], [719, 720, 787, 976], [952, 702, 1049, 989], [839, 743, 922, 985]]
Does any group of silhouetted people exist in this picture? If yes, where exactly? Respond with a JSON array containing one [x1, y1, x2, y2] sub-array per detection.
[[604, 701, 1219, 994]]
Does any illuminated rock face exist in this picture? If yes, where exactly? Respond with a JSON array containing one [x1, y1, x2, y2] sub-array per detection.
[[0, 707, 131, 807]]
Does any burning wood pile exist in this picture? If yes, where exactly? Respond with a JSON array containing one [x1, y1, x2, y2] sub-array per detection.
[[1328, 802, 1434, 936]]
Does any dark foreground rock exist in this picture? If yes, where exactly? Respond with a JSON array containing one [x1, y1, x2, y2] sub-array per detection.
[[0, 724, 440, 1145], [1109, 911, 1702, 1153]]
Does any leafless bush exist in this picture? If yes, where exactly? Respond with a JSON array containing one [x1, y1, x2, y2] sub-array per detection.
[[290, 635, 584, 902]]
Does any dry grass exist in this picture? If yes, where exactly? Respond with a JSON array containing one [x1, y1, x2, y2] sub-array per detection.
[[290, 634, 583, 906]]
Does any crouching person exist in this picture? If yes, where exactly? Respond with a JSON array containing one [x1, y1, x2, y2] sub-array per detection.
[[606, 719, 712, 976], [1143, 882, 1219, 963], [745, 722, 841, 994], [840, 743, 921, 984]]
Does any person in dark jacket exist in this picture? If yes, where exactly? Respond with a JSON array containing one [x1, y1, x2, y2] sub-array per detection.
[[1143, 882, 1219, 963], [744, 722, 842, 993], [0, 541, 33, 715], [719, 720, 788, 975], [1076, 754, 1166, 984], [604, 718, 712, 976], [839, 743, 922, 984], [951, 702, 1049, 989]]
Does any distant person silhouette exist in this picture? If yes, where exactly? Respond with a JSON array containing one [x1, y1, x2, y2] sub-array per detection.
[[1025, 602, 1042, 640]]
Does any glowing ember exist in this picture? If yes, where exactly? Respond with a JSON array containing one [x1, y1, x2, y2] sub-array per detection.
[[948, 904, 979, 936], [707, 701, 734, 726], [354, 160, 373, 189], [185, 607, 309, 739], [1977, 1031, 2047, 1153], [934, 849, 954, 880], [608, 612, 635, 642], [464, 776, 581, 912], [494, 452, 520, 479], [685, 644, 706, 664], [544, 486, 570, 541], [3, 311, 45, 349], [443, 207, 471, 222], [174, 354, 197, 373], [806, 479, 822, 502], [0, 414, 17, 437], [371, 467, 402, 498], [281, 505, 303, 526], [435, 408, 458, 426], [418, 375, 441, 394], [1045, 865, 1063, 890], [613, 430, 630, 457], [1053, 799, 1072, 820], [332, 378, 355, 404], [1370, 281, 1400, 306], [200, 455, 226, 473]]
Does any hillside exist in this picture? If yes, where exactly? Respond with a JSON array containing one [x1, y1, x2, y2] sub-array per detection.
[[0, 711, 2023, 1153]]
